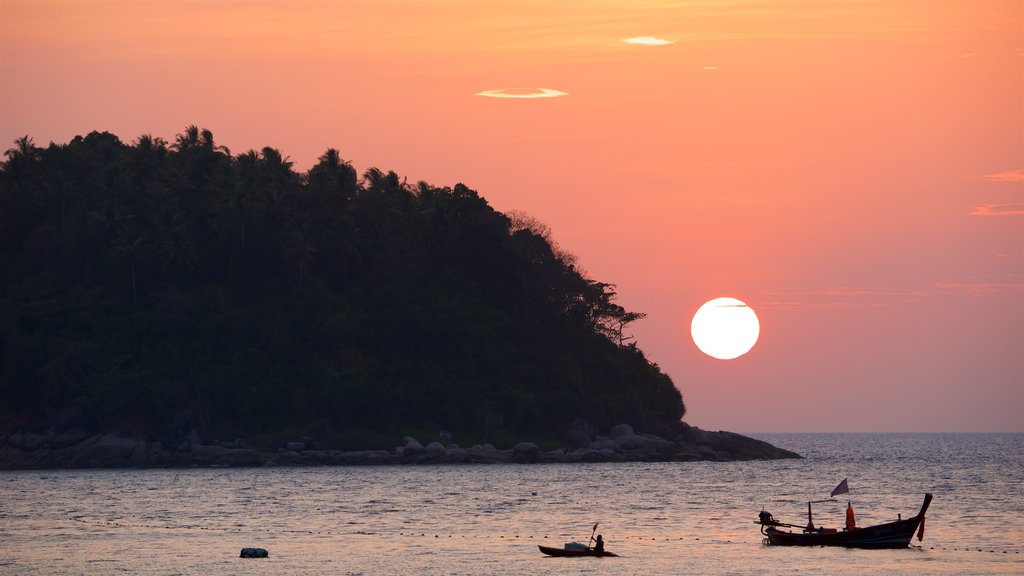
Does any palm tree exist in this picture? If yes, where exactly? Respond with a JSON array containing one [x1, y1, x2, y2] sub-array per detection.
[[151, 196, 198, 287], [1, 135, 39, 182], [362, 167, 405, 195], [281, 215, 318, 300], [3, 135, 36, 162], [172, 125, 201, 153], [199, 128, 231, 156], [134, 134, 167, 153], [111, 227, 153, 306], [307, 148, 358, 203]]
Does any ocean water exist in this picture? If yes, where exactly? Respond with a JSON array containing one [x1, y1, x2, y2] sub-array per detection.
[[1, 433, 1021, 575]]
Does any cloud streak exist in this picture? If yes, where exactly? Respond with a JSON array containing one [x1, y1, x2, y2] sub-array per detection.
[[982, 169, 1024, 182], [755, 287, 930, 308], [758, 276, 1023, 308], [622, 36, 674, 46], [933, 275, 1024, 295], [970, 203, 1024, 216], [475, 88, 568, 99]]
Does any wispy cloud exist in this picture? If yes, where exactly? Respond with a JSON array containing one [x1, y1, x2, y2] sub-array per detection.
[[622, 36, 674, 46], [756, 287, 929, 308], [759, 277, 1023, 307], [970, 203, 1024, 217], [475, 88, 568, 99], [934, 275, 1024, 295], [982, 169, 1024, 182]]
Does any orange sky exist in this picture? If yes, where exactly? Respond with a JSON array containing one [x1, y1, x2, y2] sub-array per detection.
[[2, 0, 1021, 432]]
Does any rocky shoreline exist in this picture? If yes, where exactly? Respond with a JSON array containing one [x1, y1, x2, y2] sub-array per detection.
[[0, 422, 800, 470]]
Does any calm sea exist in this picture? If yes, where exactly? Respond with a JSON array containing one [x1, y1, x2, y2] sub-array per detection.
[[1, 433, 1021, 575]]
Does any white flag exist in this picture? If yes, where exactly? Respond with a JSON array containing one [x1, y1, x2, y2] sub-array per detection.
[[831, 478, 849, 497]]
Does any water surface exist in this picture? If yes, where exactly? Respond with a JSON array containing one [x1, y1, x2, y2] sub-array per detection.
[[1, 433, 1020, 575]]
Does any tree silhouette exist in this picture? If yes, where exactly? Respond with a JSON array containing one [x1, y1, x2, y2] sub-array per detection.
[[0, 127, 685, 450]]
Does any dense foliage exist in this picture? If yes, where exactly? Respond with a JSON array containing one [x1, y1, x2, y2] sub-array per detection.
[[0, 128, 684, 449]]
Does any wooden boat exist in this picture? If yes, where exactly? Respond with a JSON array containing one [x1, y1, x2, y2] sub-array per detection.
[[537, 545, 618, 557], [756, 493, 932, 548]]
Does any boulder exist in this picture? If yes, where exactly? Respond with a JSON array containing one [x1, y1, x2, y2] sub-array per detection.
[[240, 547, 269, 558], [44, 428, 86, 448], [397, 437, 424, 458], [424, 441, 447, 454], [587, 437, 618, 452], [613, 433, 670, 452], [512, 442, 540, 463], [564, 430, 591, 450], [608, 423, 634, 439], [443, 447, 469, 463], [72, 435, 142, 468]]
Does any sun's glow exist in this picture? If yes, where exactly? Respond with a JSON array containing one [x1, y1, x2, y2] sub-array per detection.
[[690, 297, 760, 360], [475, 88, 569, 99], [623, 36, 674, 46]]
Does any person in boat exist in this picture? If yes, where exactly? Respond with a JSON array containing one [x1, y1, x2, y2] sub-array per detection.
[[592, 534, 604, 552]]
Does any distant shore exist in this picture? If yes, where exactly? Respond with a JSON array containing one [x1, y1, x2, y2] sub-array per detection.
[[0, 422, 800, 470]]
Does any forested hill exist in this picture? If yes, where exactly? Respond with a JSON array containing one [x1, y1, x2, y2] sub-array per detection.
[[0, 127, 684, 450]]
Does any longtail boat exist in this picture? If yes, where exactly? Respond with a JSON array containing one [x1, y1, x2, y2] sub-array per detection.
[[756, 493, 932, 548], [537, 545, 618, 557]]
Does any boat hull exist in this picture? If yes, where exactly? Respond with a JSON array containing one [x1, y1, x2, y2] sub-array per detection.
[[538, 545, 618, 557], [762, 493, 932, 549]]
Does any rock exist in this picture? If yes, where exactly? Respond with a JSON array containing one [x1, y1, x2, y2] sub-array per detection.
[[512, 442, 540, 463], [240, 547, 268, 558], [443, 447, 469, 463], [71, 435, 141, 468], [44, 428, 86, 448], [682, 425, 713, 445], [398, 444, 423, 458], [564, 430, 591, 450], [0, 420, 800, 469], [613, 433, 670, 452], [397, 437, 424, 458], [608, 423, 634, 439], [587, 437, 617, 452], [9, 432, 43, 451], [580, 448, 617, 462]]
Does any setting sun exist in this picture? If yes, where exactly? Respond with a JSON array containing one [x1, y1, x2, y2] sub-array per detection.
[[691, 297, 760, 360]]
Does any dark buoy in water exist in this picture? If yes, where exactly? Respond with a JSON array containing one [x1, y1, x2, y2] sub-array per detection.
[[240, 547, 269, 558]]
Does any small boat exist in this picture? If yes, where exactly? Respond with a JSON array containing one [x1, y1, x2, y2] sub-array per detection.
[[538, 544, 618, 557], [756, 493, 932, 548]]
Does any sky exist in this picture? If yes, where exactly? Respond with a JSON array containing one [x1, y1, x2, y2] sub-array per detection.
[[2, 0, 1021, 432]]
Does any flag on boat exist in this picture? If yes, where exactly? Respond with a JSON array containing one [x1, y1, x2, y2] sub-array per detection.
[[831, 478, 849, 497]]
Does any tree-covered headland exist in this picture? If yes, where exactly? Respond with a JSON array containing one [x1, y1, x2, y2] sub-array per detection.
[[0, 127, 684, 450]]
